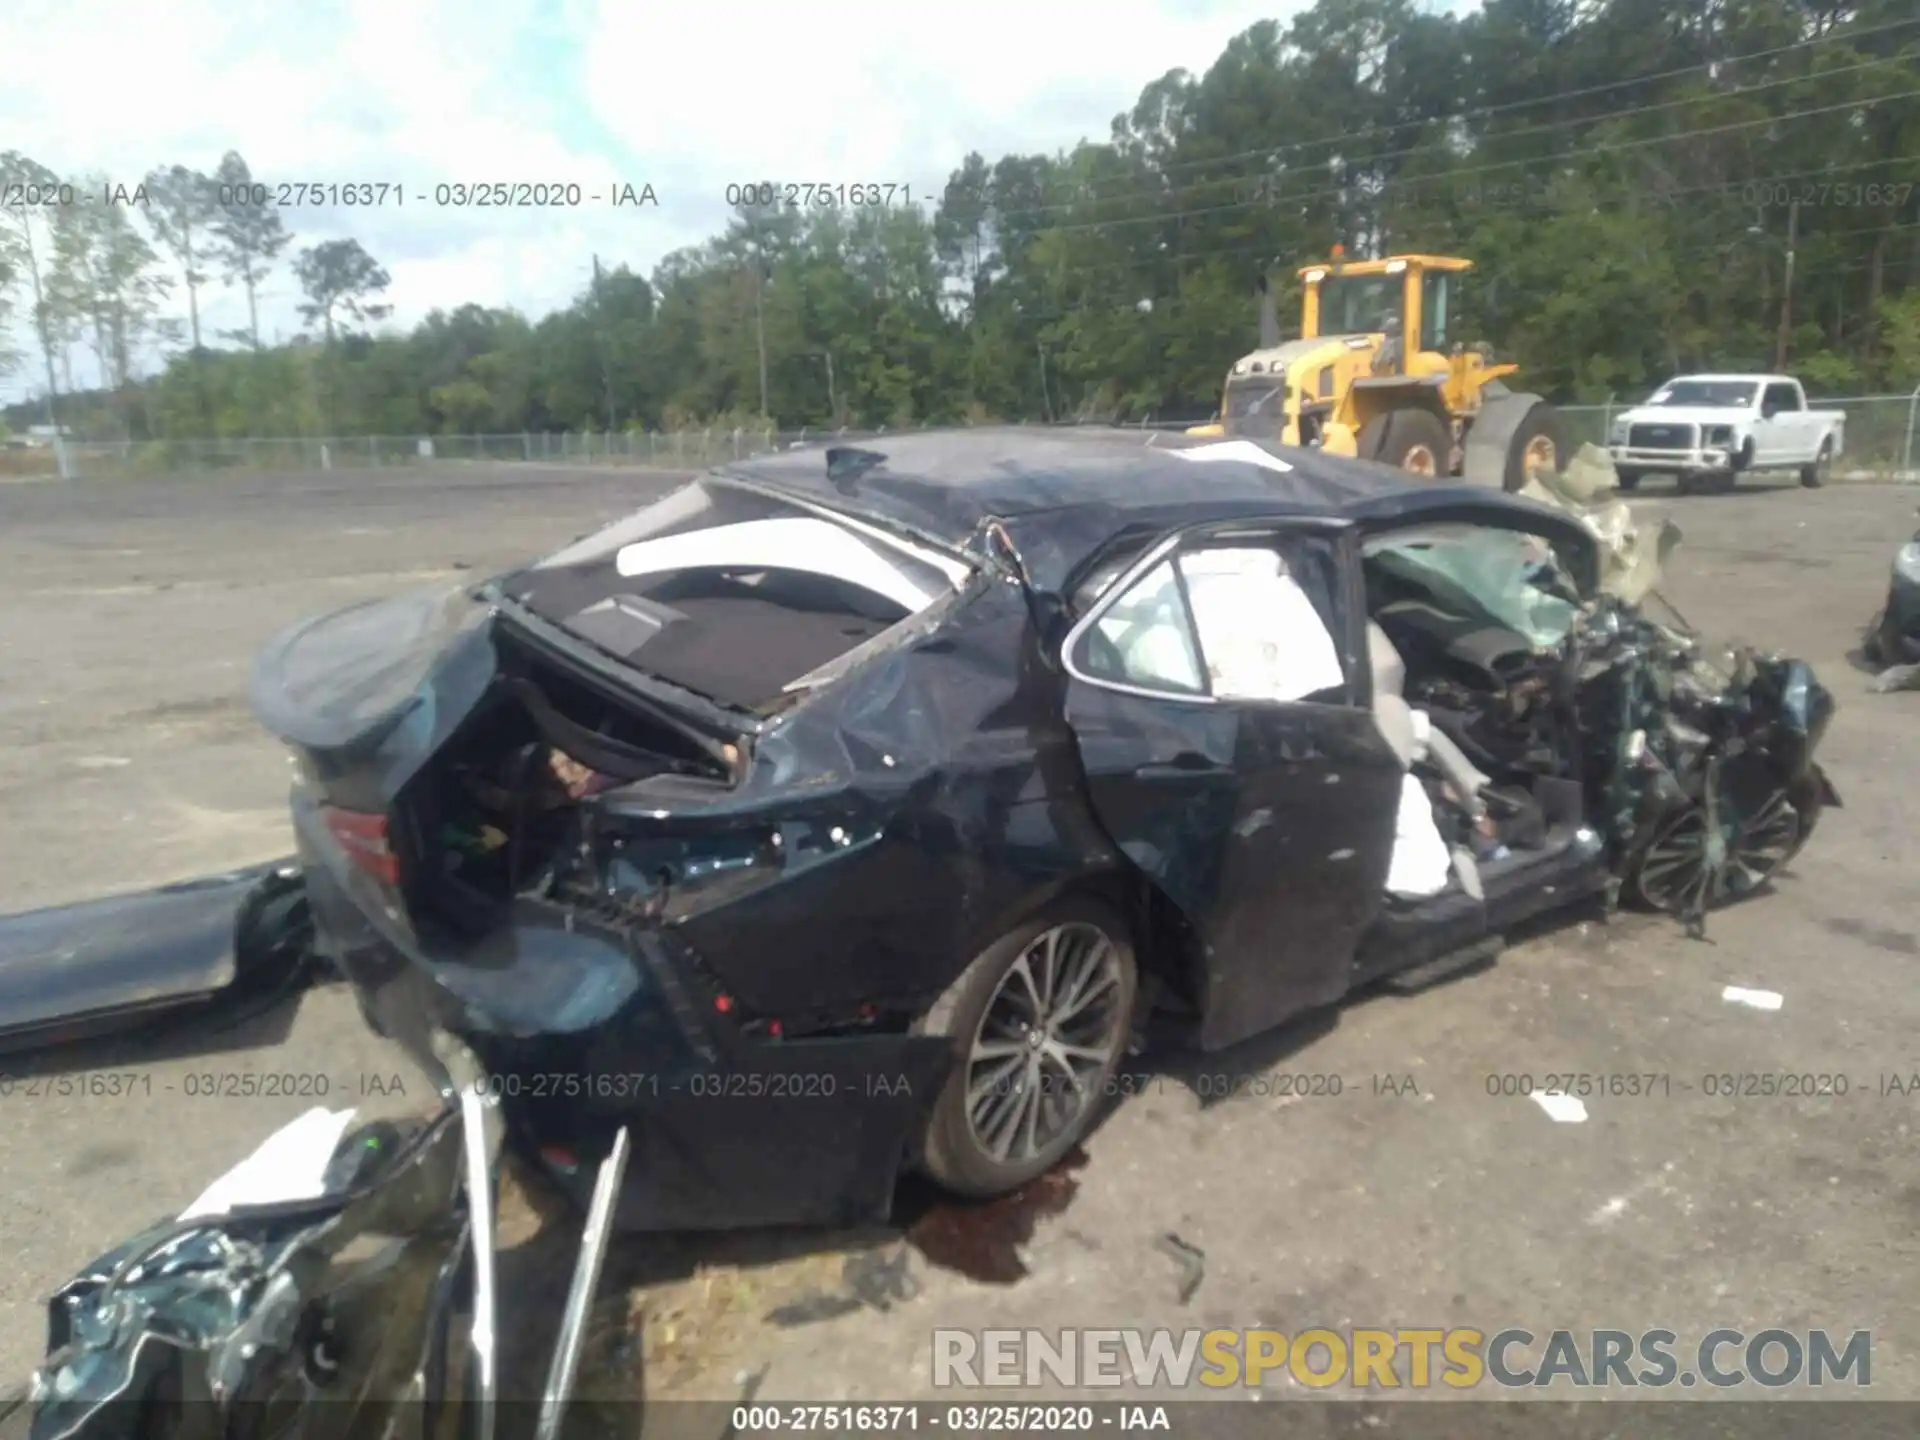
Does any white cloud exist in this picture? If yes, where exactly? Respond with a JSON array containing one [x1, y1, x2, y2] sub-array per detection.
[[580, 0, 1295, 187], [0, 0, 1316, 407]]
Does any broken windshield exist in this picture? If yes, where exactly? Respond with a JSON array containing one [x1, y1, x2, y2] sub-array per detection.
[[1366, 526, 1583, 649], [502, 478, 972, 710]]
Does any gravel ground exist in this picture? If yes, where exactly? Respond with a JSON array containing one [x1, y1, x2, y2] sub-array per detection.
[[1, 463, 1917, 1417]]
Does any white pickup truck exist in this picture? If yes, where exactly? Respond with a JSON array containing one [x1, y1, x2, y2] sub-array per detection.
[[1606, 374, 1844, 493]]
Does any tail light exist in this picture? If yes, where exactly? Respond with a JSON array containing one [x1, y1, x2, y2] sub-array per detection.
[[322, 806, 400, 885]]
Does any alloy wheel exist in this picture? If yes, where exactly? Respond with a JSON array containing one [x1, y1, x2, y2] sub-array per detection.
[[1634, 790, 1801, 913], [964, 922, 1126, 1166]]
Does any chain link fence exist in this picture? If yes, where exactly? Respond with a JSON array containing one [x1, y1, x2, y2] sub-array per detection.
[[8, 393, 1918, 482]]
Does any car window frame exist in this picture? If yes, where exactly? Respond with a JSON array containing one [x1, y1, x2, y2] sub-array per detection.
[[1062, 516, 1359, 707]]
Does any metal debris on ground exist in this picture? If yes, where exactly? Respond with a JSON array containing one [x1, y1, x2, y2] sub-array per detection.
[[1152, 1233, 1206, 1305], [1868, 662, 1920, 693], [764, 1292, 863, 1328]]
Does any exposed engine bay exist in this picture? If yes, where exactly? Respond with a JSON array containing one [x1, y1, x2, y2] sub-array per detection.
[[1358, 457, 1835, 929]]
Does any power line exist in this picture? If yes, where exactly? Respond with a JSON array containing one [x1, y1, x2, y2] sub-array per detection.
[[982, 248, 1899, 335], [986, 41, 1920, 225], [1018, 89, 1920, 240], [926, 175, 1920, 301], [939, 155, 1919, 287], [962, 210, 1920, 316]]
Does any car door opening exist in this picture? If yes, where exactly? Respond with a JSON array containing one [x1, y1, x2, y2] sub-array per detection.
[[1360, 524, 1604, 910]]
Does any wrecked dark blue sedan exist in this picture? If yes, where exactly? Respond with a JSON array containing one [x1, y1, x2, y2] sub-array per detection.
[[226, 428, 1837, 1231]]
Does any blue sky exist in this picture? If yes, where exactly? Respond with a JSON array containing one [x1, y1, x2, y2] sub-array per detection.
[[0, 0, 1467, 407]]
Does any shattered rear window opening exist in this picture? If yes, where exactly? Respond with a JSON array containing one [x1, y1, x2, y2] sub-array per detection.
[[503, 478, 972, 711]]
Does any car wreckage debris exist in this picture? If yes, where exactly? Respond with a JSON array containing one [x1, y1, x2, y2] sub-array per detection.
[[0, 862, 316, 1055], [1152, 1233, 1206, 1305], [1509, 445, 1839, 937], [1865, 509, 1920, 691], [5, 430, 1843, 1310], [21, 1071, 630, 1440]]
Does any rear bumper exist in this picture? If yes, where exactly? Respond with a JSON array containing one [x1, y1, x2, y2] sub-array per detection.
[[0, 863, 305, 1055], [292, 789, 953, 1231]]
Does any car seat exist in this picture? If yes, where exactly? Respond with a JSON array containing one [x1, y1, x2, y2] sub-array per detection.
[[1370, 621, 1489, 899]]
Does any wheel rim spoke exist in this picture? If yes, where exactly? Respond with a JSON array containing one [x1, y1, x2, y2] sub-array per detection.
[[1053, 938, 1115, 1023], [963, 922, 1126, 1166], [1045, 1039, 1113, 1070], [968, 1054, 1023, 1109], [1636, 806, 1712, 911], [972, 1038, 1026, 1060]]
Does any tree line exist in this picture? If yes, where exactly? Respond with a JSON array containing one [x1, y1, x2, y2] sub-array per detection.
[[4, 0, 1918, 442]]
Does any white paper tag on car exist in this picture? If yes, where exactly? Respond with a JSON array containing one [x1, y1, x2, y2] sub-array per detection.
[[180, 1106, 360, 1220], [1169, 440, 1294, 474]]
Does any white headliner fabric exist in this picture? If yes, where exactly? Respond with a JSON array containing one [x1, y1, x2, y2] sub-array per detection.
[[615, 517, 956, 612]]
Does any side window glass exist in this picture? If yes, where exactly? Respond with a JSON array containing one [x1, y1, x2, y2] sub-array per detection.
[[1074, 558, 1206, 695], [1177, 545, 1348, 703]]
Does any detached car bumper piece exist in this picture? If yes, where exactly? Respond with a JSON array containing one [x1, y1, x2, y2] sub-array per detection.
[[0, 863, 311, 1055]]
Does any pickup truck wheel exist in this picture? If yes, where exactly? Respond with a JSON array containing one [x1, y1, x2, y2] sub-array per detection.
[[913, 898, 1137, 1198], [1801, 440, 1832, 488], [1614, 468, 1643, 492]]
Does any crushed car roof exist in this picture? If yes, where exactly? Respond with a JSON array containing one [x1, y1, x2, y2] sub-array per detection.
[[719, 427, 1595, 592]]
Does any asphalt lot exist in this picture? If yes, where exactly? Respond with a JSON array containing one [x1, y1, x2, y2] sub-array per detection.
[[1, 461, 1918, 1410]]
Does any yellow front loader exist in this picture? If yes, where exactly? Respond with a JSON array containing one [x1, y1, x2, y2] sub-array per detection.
[[1189, 250, 1568, 491]]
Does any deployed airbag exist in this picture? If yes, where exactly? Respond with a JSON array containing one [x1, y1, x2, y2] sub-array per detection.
[[1182, 548, 1345, 701], [1386, 774, 1454, 898]]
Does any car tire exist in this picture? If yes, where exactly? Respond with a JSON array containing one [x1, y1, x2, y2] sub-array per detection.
[[1356, 413, 1393, 462], [1614, 468, 1643, 492], [1801, 440, 1832, 488], [1622, 785, 1809, 914], [1375, 409, 1452, 479], [1501, 401, 1568, 492], [913, 896, 1138, 1198]]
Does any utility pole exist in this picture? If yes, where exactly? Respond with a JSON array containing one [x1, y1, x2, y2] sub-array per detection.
[[1774, 198, 1798, 373], [752, 240, 770, 420], [817, 351, 837, 423], [593, 254, 614, 431], [1037, 342, 1053, 423]]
